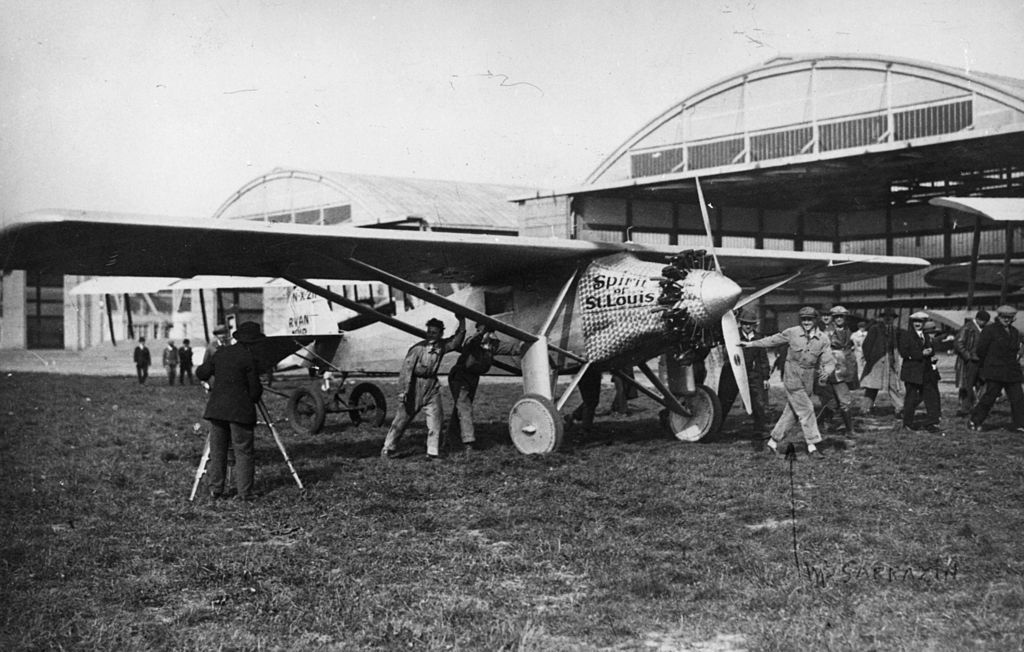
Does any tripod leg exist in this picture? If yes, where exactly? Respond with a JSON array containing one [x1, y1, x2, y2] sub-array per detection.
[[189, 433, 212, 502], [258, 399, 304, 490]]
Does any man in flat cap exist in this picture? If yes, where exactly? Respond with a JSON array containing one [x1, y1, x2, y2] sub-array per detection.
[[860, 307, 904, 415], [816, 306, 860, 435], [953, 310, 990, 416], [969, 305, 1024, 433], [718, 308, 771, 435], [382, 316, 465, 460], [196, 321, 266, 500], [741, 306, 835, 459], [897, 311, 942, 432]]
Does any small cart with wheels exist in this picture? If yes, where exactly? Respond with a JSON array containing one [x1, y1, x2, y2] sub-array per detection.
[[286, 371, 388, 435]]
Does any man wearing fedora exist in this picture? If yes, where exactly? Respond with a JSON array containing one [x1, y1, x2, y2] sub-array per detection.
[[860, 308, 905, 415], [740, 306, 835, 459], [897, 312, 942, 432], [969, 305, 1024, 434], [717, 308, 770, 435], [953, 310, 990, 416], [196, 321, 266, 500]]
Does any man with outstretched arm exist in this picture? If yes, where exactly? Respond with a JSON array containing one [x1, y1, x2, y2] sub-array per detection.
[[740, 306, 836, 459]]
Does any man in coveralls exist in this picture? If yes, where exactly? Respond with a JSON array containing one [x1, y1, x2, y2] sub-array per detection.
[[717, 308, 770, 436], [382, 316, 466, 459], [953, 310, 990, 416], [448, 324, 521, 451], [741, 306, 835, 459]]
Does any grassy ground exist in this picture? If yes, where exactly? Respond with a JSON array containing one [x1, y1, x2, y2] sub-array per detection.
[[1, 371, 1023, 650]]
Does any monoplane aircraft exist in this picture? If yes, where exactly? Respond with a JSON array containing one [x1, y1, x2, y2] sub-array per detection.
[[0, 183, 928, 453]]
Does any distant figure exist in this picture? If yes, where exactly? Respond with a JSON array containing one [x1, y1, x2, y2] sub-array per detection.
[[717, 308, 771, 436], [381, 317, 466, 460], [196, 321, 266, 501], [162, 341, 179, 385], [448, 324, 520, 451], [953, 310, 990, 416], [133, 337, 151, 384], [178, 339, 195, 385], [860, 308, 904, 415], [897, 313, 941, 432], [741, 306, 835, 459], [969, 305, 1024, 434]]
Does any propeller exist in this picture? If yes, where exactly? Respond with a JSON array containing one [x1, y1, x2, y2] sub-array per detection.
[[695, 177, 751, 415]]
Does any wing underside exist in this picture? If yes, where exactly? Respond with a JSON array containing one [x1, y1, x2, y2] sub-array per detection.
[[1, 210, 929, 289]]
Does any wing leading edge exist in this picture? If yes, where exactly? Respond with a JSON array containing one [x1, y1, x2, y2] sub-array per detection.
[[1, 209, 928, 289]]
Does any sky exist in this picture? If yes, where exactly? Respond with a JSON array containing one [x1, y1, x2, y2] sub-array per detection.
[[2, 0, 1023, 221]]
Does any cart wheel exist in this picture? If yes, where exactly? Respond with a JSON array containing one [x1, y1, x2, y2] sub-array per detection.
[[349, 382, 387, 427], [662, 385, 721, 442], [287, 386, 326, 435], [508, 393, 563, 455]]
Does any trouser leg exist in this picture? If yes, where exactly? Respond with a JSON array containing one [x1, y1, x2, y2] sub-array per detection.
[[382, 404, 413, 453], [789, 388, 823, 445], [423, 395, 443, 457], [229, 422, 255, 498], [750, 379, 769, 430], [862, 387, 878, 412], [1006, 382, 1024, 427], [769, 402, 797, 443], [455, 385, 476, 443], [903, 382, 923, 427], [971, 380, 1002, 425], [207, 419, 230, 495], [923, 381, 941, 425], [717, 365, 738, 418]]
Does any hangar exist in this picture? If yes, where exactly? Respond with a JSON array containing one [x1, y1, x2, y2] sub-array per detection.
[[2, 53, 1022, 350], [515, 53, 1024, 330]]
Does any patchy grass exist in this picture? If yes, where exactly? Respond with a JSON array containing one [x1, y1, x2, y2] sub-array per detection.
[[1, 371, 1023, 650]]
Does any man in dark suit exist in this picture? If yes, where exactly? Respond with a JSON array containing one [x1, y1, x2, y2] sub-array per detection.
[[969, 305, 1024, 433], [717, 308, 771, 435], [178, 339, 195, 385], [897, 312, 941, 432], [196, 321, 265, 500], [133, 337, 151, 384]]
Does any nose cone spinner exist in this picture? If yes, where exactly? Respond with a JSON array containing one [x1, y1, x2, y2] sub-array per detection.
[[695, 271, 742, 325]]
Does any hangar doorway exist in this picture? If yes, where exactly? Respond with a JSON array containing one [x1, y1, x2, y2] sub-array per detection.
[[26, 271, 63, 349]]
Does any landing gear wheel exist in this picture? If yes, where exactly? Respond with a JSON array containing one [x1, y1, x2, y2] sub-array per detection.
[[663, 385, 722, 442], [508, 393, 563, 455], [288, 386, 326, 435], [349, 382, 387, 427]]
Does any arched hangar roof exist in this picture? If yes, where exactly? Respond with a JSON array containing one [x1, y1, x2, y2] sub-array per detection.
[[214, 169, 530, 233], [517, 54, 1024, 211], [588, 53, 1024, 185]]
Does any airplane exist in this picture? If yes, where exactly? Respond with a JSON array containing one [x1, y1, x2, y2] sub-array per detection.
[[0, 181, 929, 454]]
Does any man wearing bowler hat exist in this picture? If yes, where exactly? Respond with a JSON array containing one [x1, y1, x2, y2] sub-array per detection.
[[196, 321, 266, 500], [969, 305, 1024, 433]]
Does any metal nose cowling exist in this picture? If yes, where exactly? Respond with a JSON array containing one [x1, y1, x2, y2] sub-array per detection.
[[698, 271, 742, 324]]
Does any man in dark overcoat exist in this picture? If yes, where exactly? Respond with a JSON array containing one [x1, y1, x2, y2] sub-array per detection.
[[717, 308, 771, 435], [196, 321, 265, 500], [897, 312, 941, 432], [133, 337, 151, 384], [969, 305, 1024, 433], [953, 310, 989, 415]]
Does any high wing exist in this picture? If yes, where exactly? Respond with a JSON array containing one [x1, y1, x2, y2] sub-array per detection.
[[0, 209, 928, 287]]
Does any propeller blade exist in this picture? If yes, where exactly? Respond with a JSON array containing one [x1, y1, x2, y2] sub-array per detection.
[[721, 309, 752, 414], [695, 178, 721, 273]]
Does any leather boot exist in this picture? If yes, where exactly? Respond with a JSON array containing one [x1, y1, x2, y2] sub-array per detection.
[[841, 409, 858, 435], [817, 407, 834, 431]]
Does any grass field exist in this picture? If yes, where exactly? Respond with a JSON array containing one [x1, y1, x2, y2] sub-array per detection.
[[1, 370, 1023, 650]]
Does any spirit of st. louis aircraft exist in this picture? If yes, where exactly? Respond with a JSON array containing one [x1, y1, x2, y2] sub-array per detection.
[[0, 182, 928, 453]]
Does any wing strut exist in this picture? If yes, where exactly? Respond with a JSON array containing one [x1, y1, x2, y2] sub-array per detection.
[[282, 275, 429, 340], [332, 257, 587, 364]]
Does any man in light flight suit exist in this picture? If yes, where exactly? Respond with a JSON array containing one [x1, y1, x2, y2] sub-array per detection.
[[382, 316, 465, 460], [741, 306, 836, 459]]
